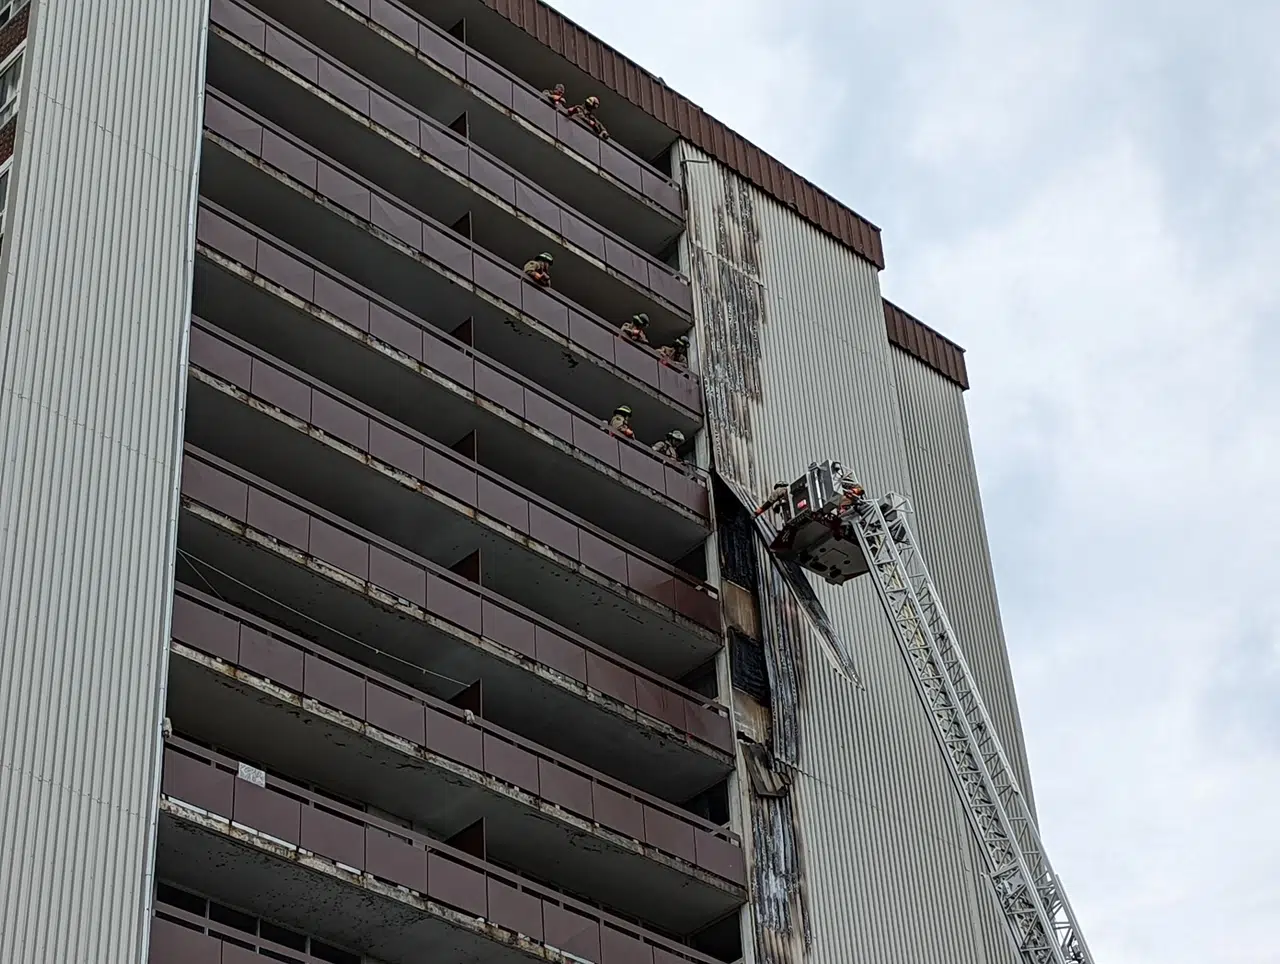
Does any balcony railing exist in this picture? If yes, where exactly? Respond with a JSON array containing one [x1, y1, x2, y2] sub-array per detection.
[[216, 0, 684, 225], [160, 738, 731, 964], [151, 901, 360, 964], [170, 585, 745, 888], [206, 3, 693, 323], [199, 93, 703, 422], [178, 446, 732, 763], [184, 329, 719, 651], [192, 208, 709, 524]]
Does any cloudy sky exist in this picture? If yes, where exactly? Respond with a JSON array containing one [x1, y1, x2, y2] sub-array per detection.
[[545, 1, 1280, 961]]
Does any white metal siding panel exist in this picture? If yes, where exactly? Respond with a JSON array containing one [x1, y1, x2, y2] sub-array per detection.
[[679, 143, 1021, 964], [889, 349, 1040, 963], [0, 0, 207, 961], [889, 348, 1036, 809]]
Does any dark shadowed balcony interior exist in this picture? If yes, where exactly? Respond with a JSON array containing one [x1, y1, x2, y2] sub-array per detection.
[[203, 28, 694, 345], [166, 593, 744, 933], [197, 136, 702, 442], [405, 0, 681, 170], [191, 262, 709, 565], [182, 370, 719, 677], [174, 506, 732, 802], [158, 741, 733, 964], [225, 0, 683, 256]]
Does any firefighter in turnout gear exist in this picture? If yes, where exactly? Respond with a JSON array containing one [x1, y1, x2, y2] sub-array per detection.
[[566, 95, 609, 139], [652, 429, 685, 459], [542, 83, 567, 109], [608, 405, 635, 439], [620, 313, 650, 344], [522, 252, 554, 287], [838, 476, 865, 511], [757, 482, 790, 517], [657, 335, 690, 366]]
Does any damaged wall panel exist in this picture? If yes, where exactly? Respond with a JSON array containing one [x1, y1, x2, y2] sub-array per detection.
[[678, 143, 1026, 964]]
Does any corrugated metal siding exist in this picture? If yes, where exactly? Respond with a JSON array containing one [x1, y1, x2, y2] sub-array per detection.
[[888, 347, 1036, 811], [0, 0, 208, 961], [889, 346, 1040, 961], [679, 142, 1023, 964], [883, 299, 969, 390], [478, 0, 885, 269]]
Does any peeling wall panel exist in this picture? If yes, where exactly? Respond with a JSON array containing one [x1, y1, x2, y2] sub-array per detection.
[[0, 1, 207, 961], [679, 143, 1026, 964]]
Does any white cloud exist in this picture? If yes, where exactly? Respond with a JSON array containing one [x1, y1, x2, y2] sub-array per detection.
[[546, 1, 1279, 961]]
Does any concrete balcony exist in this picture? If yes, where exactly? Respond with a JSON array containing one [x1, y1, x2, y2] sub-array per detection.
[[191, 219, 710, 564], [214, 0, 684, 257], [176, 448, 734, 801], [150, 898, 364, 964], [181, 334, 720, 672], [414, 0, 682, 172], [197, 97, 702, 440], [167, 586, 745, 933], [204, 12, 694, 347], [158, 740, 732, 964]]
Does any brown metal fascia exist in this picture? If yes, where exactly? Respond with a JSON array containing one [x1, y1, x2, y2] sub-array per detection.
[[882, 299, 970, 390], [478, 0, 886, 270]]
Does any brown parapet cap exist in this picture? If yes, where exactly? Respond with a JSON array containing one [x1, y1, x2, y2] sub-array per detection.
[[477, 0, 886, 269], [883, 299, 969, 389]]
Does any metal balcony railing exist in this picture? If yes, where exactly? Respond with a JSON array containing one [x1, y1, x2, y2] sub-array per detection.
[[213, 0, 684, 223], [160, 738, 733, 964], [207, 0, 693, 321], [193, 205, 709, 523], [183, 332, 719, 643], [199, 93, 703, 421], [170, 584, 745, 887], [178, 446, 731, 756]]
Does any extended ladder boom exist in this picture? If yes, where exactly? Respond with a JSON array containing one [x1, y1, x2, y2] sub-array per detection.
[[850, 494, 1093, 964]]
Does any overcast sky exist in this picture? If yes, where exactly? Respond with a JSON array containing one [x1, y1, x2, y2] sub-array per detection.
[[545, 1, 1280, 961]]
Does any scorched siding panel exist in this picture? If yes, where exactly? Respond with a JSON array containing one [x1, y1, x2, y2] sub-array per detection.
[[679, 142, 1023, 964]]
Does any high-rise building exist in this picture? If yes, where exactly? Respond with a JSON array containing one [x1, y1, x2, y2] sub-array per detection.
[[0, 2, 1056, 963]]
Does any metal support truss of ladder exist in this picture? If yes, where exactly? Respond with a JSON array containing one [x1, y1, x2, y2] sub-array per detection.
[[850, 494, 1093, 964]]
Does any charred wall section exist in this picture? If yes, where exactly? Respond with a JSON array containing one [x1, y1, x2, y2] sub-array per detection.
[[679, 141, 1027, 964], [679, 149, 812, 964]]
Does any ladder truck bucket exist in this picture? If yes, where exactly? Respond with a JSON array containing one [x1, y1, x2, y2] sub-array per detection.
[[714, 469, 863, 683], [760, 460, 870, 586], [731, 456, 1095, 963]]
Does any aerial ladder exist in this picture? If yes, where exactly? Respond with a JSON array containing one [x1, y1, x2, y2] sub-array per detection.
[[748, 460, 1093, 964]]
